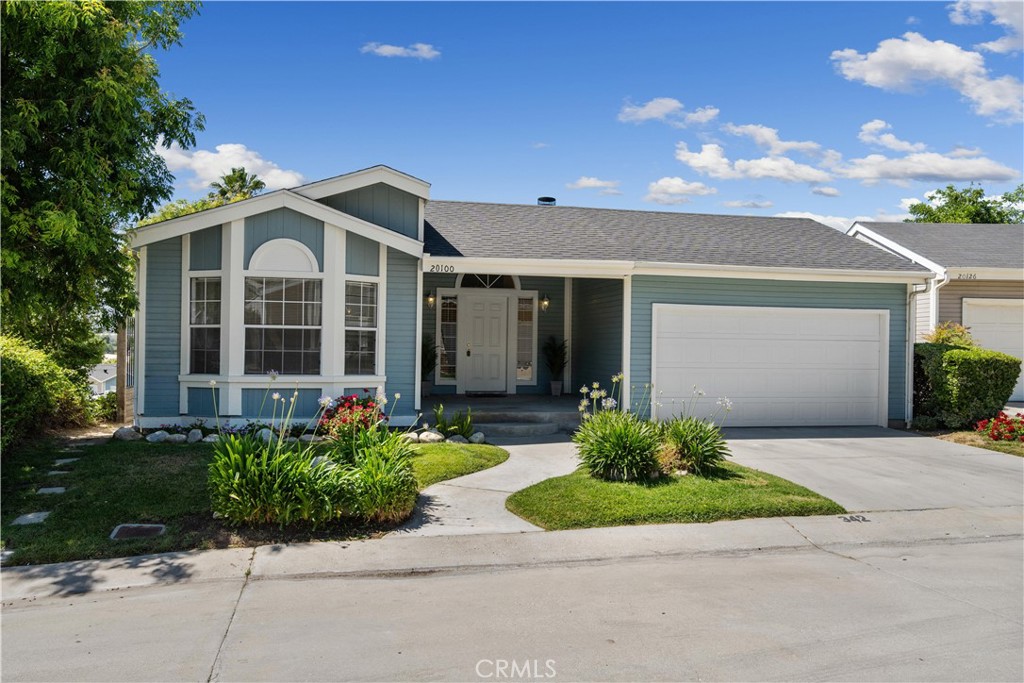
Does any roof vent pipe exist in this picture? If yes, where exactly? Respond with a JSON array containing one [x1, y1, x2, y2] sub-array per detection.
[[537, 196, 556, 206]]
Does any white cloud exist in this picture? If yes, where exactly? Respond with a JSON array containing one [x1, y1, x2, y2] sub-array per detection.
[[906, 16, 920, 25], [831, 32, 1023, 121], [684, 106, 720, 125], [675, 142, 832, 183], [948, 145, 983, 157], [722, 123, 821, 155], [949, 0, 1023, 53], [899, 197, 922, 211], [835, 150, 1018, 184], [722, 198, 774, 209], [811, 186, 841, 197], [618, 98, 718, 127], [644, 177, 717, 205], [857, 119, 927, 152], [618, 97, 684, 123], [360, 42, 440, 59], [531, 142, 550, 149], [566, 176, 622, 195], [156, 142, 305, 192]]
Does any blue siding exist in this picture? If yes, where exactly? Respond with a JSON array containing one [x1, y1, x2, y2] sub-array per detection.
[[572, 279, 624, 388], [346, 232, 380, 276], [144, 238, 182, 416], [242, 388, 322, 419], [188, 387, 220, 417], [244, 208, 324, 271], [321, 183, 419, 238], [629, 276, 908, 421], [189, 225, 222, 270], [386, 248, 418, 417], [517, 276, 565, 395]]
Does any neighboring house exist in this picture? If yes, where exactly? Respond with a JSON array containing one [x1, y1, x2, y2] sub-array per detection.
[[88, 363, 118, 395], [130, 165, 930, 429], [848, 222, 1024, 401]]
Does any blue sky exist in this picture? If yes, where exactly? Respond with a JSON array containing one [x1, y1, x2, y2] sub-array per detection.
[[155, 1, 1023, 229]]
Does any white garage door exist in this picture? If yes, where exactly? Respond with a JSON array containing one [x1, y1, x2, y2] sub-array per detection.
[[963, 298, 1024, 402], [652, 304, 889, 427]]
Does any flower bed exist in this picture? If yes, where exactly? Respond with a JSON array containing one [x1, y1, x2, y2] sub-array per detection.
[[975, 411, 1024, 442]]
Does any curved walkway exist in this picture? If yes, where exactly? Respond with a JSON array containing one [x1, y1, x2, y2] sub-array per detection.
[[392, 434, 579, 537]]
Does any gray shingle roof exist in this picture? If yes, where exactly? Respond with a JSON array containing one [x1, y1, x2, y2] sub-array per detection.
[[857, 222, 1024, 270], [424, 201, 928, 272]]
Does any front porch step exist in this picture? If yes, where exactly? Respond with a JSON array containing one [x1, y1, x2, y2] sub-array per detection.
[[474, 422, 561, 437], [470, 410, 580, 425]]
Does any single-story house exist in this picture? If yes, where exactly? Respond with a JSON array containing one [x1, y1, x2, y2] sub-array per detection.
[[88, 363, 118, 395], [848, 222, 1024, 401], [129, 165, 931, 429]]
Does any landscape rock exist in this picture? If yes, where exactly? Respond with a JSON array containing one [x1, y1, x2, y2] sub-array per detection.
[[256, 428, 274, 443], [187, 429, 204, 444], [299, 434, 324, 443], [202, 434, 220, 443], [418, 430, 445, 443], [469, 432, 486, 444], [145, 430, 169, 443], [113, 426, 143, 441], [400, 432, 420, 443], [285, 436, 299, 444], [165, 434, 188, 444], [447, 435, 469, 444]]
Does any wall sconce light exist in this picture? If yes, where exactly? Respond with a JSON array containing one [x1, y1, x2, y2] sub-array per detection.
[[540, 295, 551, 312], [425, 291, 436, 309]]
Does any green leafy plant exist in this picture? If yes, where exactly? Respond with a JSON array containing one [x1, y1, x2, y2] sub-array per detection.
[[432, 404, 474, 438], [975, 412, 1024, 442], [923, 322, 975, 347], [422, 334, 439, 376], [659, 417, 731, 476], [92, 391, 119, 422], [0, 335, 92, 453], [347, 449, 418, 523], [573, 410, 663, 482], [543, 336, 568, 380], [914, 343, 1021, 428]]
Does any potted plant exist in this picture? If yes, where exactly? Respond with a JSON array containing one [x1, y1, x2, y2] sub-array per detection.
[[542, 336, 568, 396], [421, 335, 438, 398]]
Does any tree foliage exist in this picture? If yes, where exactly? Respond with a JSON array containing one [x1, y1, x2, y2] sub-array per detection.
[[138, 167, 265, 227], [210, 167, 266, 201], [906, 184, 1024, 224], [1, 0, 205, 370]]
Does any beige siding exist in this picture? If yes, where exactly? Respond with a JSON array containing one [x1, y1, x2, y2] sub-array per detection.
[[913, 293, 932, 340], [938, 280, 1024, 324]]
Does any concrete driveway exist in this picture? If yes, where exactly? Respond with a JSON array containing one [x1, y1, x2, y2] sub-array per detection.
[[726, 426, 1024, 512]]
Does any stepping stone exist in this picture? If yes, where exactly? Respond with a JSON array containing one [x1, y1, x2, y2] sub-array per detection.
[[57, 447, 83, 454], [0, 549, 15, 564], [12, 512, 50, 525], [47, 471, 70, 476], [54, 458, 79, 466], [109, 523, 166, 540], [36, 487, 66, 495]]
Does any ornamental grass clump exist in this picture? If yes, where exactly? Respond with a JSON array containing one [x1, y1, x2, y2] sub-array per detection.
[[659, 417, 731, 476], [574, 410, 663, 482]]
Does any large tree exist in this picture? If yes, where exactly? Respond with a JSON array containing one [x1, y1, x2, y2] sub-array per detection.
[[906, 184, 1024, 224], [209, 167, 266, 201], [1, 0, 205, 370]]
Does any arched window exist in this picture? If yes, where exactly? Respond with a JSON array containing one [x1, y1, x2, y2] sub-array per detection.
[[456, 273, 521, 289]]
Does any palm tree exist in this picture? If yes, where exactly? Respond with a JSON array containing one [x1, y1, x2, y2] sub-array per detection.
[[209, 167, 266, 200]]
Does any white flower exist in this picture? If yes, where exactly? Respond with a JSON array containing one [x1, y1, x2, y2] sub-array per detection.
[[318, 394, 332, 407], [209, 380, 217, 387], [272, 392, 281, 401], [394, 392, 401, 400], [717, 397, 734, 412], [268, 370, 279, 381], [602, 398, 617, 410], [612, 372, 624, 383], [578, 399, 589, 412], [698, 390, 706, 397], [592, 382, 600, 389], [580, 386, 589, 395]]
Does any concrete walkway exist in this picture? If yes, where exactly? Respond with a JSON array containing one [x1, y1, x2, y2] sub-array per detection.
[[392, 434, 579, 536]]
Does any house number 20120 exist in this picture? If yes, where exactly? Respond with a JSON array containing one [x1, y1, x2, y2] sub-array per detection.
[[429, 265, 456, 273]]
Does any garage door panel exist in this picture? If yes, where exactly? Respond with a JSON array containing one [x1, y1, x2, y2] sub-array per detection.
[[963, 298, 1024, 401], [653, 304, 887, 427]]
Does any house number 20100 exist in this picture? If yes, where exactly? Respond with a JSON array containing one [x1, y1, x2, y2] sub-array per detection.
[[429, 265, 455, 273]]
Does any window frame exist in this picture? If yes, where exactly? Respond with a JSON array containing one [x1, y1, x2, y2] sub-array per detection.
[[343, 279, 380, 376], [242, 275, 324, 376], [188, 275, 223, 375]]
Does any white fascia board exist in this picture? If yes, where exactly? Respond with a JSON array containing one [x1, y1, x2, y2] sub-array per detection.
[[292, 166, 431, 201], [422, 256, 634, 278], [132, 191, 424, 258], [634, 260, 932, 284], [847, 224, 946, 275], [945, 267, 1024, 281]]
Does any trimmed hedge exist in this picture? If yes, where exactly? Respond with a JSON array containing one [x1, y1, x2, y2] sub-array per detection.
[[0, 335, 92, 453], [914, 342, 1021, 429]]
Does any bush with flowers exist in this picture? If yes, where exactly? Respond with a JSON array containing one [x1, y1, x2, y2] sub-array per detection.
[[317, 390, 384, 438], [574, 374, 733, 482], [975, 411, 1024, 442]]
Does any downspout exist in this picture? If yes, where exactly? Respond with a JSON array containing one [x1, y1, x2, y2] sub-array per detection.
[[906, 278, 932, 426]]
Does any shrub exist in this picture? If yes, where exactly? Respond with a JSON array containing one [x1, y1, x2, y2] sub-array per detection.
[[318, 392, 382, 438], [573, 410, 662, 482], [0, 335, 92, 453], [659, 417, 730, 476], [975, 412, 1024, 442], [208, 434, 354, 528], [348, 449, 418, 523], [914, 343, 1021, 428], [92, 391, 118, 422], [923, 322, 975, 347], [431, 404, 473, 439]]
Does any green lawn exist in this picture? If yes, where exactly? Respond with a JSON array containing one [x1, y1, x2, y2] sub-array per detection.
[[411, 442, 509, 488], [1, 438, 508, 566], [506, 463, 845, 531]]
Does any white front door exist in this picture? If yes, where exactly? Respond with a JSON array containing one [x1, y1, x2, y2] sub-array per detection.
[[459, 293, 509, 392]]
